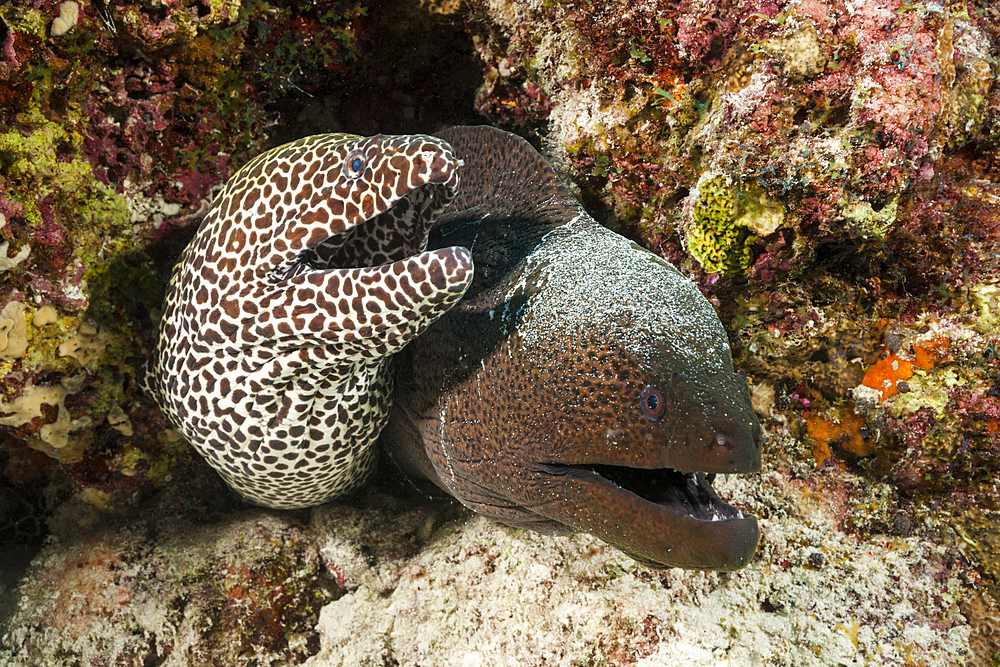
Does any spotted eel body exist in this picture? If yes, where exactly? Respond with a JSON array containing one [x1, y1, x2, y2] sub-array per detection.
[[145, 133, 472, 508], [384, 126, 763, 571]]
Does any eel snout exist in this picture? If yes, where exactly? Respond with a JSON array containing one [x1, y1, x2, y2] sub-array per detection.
[[540, 420, 763, 570], [659, 416, 764, 475], [417, 149, 460, 185]]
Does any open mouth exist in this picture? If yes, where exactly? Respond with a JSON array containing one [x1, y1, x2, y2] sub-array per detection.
[[288, 182, 453, 276], [564, 464, 749, 523]]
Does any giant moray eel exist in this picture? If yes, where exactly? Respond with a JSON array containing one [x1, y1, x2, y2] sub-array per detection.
[[145, 126, 762, 570], [144, 133, 473, 508], [383, 126, 763, 570]]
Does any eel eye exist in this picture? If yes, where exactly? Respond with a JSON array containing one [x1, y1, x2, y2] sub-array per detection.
[[343, 151, 366, 179], [640, 386, 666, 421]]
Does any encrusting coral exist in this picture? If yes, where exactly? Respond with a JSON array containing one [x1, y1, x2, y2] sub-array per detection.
[[685, 173, 785, 275]]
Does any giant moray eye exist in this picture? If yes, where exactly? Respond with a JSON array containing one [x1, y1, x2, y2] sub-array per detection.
[[343, 150, 366, 179], [640, 386, 666, 421]]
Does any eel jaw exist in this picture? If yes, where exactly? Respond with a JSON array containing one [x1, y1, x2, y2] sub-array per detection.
[[541, 463, 760, 571], [587, 466, 747, 523], [291, 181, 455, 275]]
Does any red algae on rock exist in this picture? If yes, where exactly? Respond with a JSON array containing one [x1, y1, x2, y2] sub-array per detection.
[[0, 0, 366, 514], [466, 0, 997, 281]]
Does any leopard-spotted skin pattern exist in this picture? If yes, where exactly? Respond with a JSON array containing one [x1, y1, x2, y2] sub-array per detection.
[[144, 133, 474, 509]]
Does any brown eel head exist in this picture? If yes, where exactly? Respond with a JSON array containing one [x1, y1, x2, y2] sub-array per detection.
[[387, 125, 763, 571], [400, 217, 763, 571]]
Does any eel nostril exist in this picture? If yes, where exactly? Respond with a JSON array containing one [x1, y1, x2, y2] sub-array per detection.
[[715, 433, 735, 450]]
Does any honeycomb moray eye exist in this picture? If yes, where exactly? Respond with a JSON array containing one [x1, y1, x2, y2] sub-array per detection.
[[640, 386, 666, 421], [344, 151, 366, 178]]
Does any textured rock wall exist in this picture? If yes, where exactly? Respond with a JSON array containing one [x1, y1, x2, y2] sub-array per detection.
[[1, 0, 999, 665]]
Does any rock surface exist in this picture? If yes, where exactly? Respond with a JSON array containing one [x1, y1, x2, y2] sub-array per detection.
[[2, 505, 335, 666], [0, 467, 987, 666], [306, 475, 975, 667]]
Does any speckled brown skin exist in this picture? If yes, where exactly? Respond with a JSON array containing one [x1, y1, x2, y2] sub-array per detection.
[[145, 133, 472, 509], [384, 126, 763, 571]]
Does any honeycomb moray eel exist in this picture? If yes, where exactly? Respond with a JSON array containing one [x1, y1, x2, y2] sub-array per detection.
[[384, 126, 764, 571], [144, 133, 473, 509]]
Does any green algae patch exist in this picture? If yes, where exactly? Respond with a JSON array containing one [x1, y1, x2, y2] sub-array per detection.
[[886, 368, 962, 420], [686, 174, 785, 275], [111, 432, 189, 486], [956, 510, 1000, 600], [686, 175, 748, 275], [20, 310, 82, 377], [0, 5, 48, 39], [0, 112, 92, 227], [0, 105, 131, 279], [970, 283, 1000, 335], [840, 196, 898, 240]]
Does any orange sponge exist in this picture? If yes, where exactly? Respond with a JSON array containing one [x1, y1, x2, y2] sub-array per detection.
[[804, 406, 873, 465], [913, 336, 950, 371], [862, 352, 913, 401], [861, 336, 950, 401]]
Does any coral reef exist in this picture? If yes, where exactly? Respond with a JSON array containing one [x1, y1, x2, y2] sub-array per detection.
[[0, 0, 485, 529], [467, 0, 998, 280], [2, 0, 1000, 663], [466, 0, 1000, 615], [0, 0, 407, 523]]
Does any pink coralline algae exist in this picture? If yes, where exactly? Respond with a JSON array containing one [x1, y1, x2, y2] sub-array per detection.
[[467, 0, 997, 281]]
